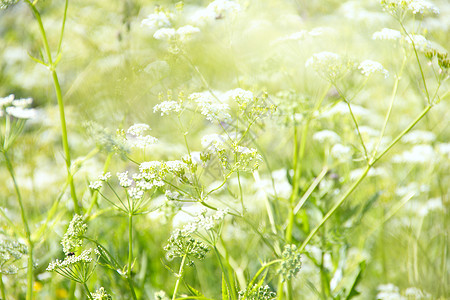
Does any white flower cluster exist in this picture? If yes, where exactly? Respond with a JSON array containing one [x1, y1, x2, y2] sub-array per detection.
[[305, 52, 349, 81], [224, 88, 254, 104], [181, 208, 229, 234], [358, 60, 389, 78], [153, 100, 182, 116], [376, 283, 406, 300], [117, 171, 133, 188], [313, 130, 341, 144], [372, 28, 402, 41], [201, 133, 226, 150], [381, 0, 439, 15], [274, 27, 332, 43], [91, 287, 112, 300], [0, 94, 36, 119], [0, 236, 27, 275], [153, 25, 201, 42], [401, 130, 436, 144], [141, 11, 173, 31], [190, 0, 241, 26], [392, 145, 435, 164], [47, 248, 98, 272], [89, 172, 111, 190], [190, 92, 231, 122], [331, 144, 352, 162], [61, 214, 87, 255], [122, 123, 158, 149]]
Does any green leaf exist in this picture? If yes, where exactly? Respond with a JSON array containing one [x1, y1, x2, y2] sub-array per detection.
[[184, 282, 203, 297], [222, 273, 229, 300], [345, 260, 366, 300]]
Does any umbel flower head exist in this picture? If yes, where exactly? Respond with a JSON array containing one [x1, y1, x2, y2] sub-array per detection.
[[0, 0, 18, 10], [278, 244, 302, 281], [0, 235, 27, 275], [91, 287, 112, 300], [47, 248, 100, 283], [238, 284, 277, 300], [61, 215, 87, 255], [164, 229, 210, 265]]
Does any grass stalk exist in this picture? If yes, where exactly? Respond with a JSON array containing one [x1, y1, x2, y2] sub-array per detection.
[[3, 151, 34, 300]]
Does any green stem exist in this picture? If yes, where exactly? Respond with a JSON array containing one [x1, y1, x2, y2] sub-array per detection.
[[299, 164, 371, 252], [26, 0, 79, 213], [127, 213, 137, 300], [0, 274, 6, 300], [3, 152, 34, 300], [372, 56, 407, 159], [370, 105, 432, 166], [86, 153, 113, 217], [83, 282, 94, 300], [172, 255, 187, 300]]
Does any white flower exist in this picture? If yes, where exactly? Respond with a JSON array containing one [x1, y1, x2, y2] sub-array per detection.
[[5, 106, 37, 119], [190, 8, 216, 26], [191, 92, 231, 122], [128, 187, 144, 200], [98, 172, 111, 181], [0, 94, 14, 108], [141, 11, 173, 30], [117, 171, 133, 188], [153, 28, 176, 40], [224, 88, 254, 104], [401, 130, 436, 144], [372, 28, 402, 41], [207, 0, 241, 17], [392, 145, 435, 164], [406, 34, 430, 51], [358, 60, 389, 78], [305, 52, 347, 81], [164, 160, 187, 173], [408, 0, 439, 14], [376, 283, 405, 300], [313, 130, 341, 144], [350, 167, 387, 180], [201, 134, 226, 150], [331, 144, 352, 162], [12, 97, 33, 107], [127, 123, 150, 136], [89, 181, 103, 190], [153, 101, 182, 116], [176, 25, 200, 41]]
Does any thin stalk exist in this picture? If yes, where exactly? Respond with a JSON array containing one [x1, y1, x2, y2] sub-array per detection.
[[0, 274, 6, 300], [294, 166, 328, 215], [83, 282, 94, 300], [172, 255, 187, 300], [3, 152, 34, 300], [372, 56, 407, 158], [86, 153, 113, 217], [299, 164, 371, 252], [127, 213, 138, 300], [26, 1, 79, 213], [370, 105, 432, 166]]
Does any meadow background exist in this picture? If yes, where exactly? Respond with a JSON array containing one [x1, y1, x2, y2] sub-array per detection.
[[0, 0, 449, 299]]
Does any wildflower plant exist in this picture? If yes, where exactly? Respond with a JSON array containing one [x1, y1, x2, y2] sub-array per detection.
[[0, 0, 448, 299]]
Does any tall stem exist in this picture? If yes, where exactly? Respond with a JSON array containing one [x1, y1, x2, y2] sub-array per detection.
[[26, 1, 79, 213], [1, 274, 6, 300], [83, 282, 94, 300], [127, 213, 137, 300], [3, 152, 34, 300], [172, 254, 187, 300]]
